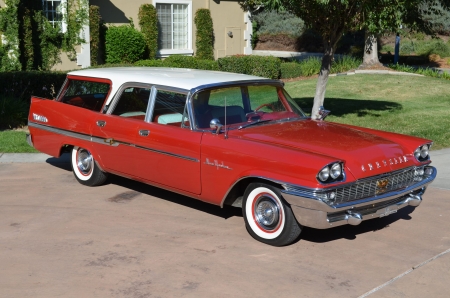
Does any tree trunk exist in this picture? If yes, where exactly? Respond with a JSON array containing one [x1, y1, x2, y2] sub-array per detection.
[[362, 31, 381, 66], [311, 46, 333, 120]]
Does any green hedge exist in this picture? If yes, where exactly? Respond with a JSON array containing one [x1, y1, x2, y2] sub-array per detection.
[[135, 56, 219, 70], [0, 71, 67, 129], [280, 62, 302, 79], [217, 55, 281, 79], [105, 25, 146, 64], [0, 71, 67, 102]]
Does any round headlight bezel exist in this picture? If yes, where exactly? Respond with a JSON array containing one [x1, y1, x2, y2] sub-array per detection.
[[317, 162, 344, 183], [414, 143, 432, 162]]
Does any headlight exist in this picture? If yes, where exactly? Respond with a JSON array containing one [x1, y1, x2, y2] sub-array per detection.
[[318, 167, 330, 182], [414, 143, 431, 162], [330, 163, 342, 179], [317, 162, 344, 183]]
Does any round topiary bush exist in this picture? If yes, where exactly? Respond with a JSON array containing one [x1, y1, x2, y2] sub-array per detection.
[[105, 25, 146, 64]]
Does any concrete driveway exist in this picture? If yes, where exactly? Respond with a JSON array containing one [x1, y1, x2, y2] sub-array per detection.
[[0, 150, 449, 297]]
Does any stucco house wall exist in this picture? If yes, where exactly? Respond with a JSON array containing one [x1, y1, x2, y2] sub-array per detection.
[[89, 0, 251, 59], [1, 0, 252, 71]]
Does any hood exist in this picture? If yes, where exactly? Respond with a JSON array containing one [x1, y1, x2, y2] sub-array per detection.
[[232, 119, 415, 179]]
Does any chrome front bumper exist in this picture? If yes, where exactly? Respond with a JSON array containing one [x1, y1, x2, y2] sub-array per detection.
[[281, 166, 437, 229]]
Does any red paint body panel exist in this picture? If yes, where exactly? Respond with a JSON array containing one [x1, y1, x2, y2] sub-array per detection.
[[28, 74, 433, 209]]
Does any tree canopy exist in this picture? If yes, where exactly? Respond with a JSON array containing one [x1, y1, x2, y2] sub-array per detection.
[[244, 0, 450, 119]]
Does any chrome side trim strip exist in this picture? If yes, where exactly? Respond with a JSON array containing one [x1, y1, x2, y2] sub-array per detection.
[[135, 145, 199, 162], [29, 121, 93, 142], [28, 121, 199, 163]]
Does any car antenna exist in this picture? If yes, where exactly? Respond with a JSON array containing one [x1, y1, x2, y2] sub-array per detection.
[[224, 96, 228, 139]]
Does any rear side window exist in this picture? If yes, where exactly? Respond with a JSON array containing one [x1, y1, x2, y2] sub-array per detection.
[[60, 79, 110, 112]]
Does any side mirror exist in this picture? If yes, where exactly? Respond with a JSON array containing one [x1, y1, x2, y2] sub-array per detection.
[[318, 106, 330, 121], [210, 118, 223, 134]]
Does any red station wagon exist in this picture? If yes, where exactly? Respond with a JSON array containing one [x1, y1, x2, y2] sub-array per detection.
[[27, 67, 437, 246]]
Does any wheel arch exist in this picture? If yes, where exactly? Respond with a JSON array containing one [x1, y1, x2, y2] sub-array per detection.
[[221, 176, 284, 208], [61, 143, 106, 172]]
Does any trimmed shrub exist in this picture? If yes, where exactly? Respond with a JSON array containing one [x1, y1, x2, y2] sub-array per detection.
[[297, 57, 321, 77], [195, 59, 219, 70], [138, 4, 158, 60], [280, 62, 302, 79], [89, 5, 101, 66], [252, 10, 304, 38], [105, 25, 146, 64], [194, 9, 214, 60], [218, 55, 281, 79], [164, 55, 199, 68], [134, 57, 219, 70], [134, 60, 165, 67]]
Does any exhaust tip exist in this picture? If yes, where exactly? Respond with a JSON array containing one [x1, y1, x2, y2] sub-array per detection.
[[346, 212, 362, 225]]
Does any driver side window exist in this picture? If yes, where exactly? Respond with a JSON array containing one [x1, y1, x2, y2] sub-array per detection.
[[193, 87, 246, 129]]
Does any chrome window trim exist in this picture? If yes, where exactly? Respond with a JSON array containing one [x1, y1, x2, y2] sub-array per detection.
[[187, 80, 305, 132], [145, 86, 157, 123], [55, 77, 68, 101]]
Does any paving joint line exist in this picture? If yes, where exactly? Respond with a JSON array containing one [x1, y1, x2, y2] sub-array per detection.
[[358, 247, 450, 298]]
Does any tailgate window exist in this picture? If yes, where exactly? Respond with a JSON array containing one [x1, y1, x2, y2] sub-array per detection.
[[60, 79, 110, 112]]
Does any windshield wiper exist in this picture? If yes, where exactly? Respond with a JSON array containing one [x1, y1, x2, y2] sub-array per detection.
[[238, 119, 272, 130]]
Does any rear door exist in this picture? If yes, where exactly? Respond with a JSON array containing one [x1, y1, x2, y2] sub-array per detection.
[[90, 83, 152, 176]]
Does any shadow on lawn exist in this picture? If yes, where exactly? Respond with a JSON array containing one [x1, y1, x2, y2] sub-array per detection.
[[294, 97, 403, 117]]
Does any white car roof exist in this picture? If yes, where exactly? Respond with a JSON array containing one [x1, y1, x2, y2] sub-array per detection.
[[67, 67, 270, 91]]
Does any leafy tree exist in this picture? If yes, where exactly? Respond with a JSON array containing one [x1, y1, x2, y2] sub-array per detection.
[[245, 0, 449, 119]]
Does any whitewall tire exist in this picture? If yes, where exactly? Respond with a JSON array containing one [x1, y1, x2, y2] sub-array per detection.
[[243, 183, 301, 246], [71, 146, 107, 186]]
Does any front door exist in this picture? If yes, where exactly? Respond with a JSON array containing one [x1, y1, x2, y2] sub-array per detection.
[[133, 88, 202, 194]]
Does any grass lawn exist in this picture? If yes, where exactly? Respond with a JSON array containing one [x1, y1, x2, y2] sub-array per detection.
[[1, 74, 449, 152], [0, 130, 39, 153], [285, 74, 450, 150]]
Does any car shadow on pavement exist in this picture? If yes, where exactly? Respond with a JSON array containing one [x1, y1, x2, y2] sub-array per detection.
[[44, 155, 416, 242], [107, 174, 243, 219], [300, 206, 415, 243], [45, 155, 242, 219]]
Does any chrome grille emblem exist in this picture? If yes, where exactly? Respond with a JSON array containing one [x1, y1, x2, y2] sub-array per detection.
[[376, 179, 390, 194]]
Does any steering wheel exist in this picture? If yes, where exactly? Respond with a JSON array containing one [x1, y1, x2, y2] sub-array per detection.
[[254, 103, 274, 112]]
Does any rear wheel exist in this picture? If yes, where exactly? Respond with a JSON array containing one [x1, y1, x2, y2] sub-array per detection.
[[242, 183, 301, 246], [71, 146, 107, 186]]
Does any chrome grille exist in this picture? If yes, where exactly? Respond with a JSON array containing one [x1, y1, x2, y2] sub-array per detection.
[[333, 167, 416, 204]]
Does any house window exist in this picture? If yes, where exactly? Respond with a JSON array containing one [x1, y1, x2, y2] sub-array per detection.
[[154, 1, 193, 56], [42, 0, 62, 28]]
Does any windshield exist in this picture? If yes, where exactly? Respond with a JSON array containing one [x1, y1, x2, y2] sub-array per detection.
[[192, 84, 305, 130]]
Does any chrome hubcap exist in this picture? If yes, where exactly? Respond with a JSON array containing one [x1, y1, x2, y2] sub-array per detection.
[[77, 149, 92, 175], [255, 195, 280, 231]]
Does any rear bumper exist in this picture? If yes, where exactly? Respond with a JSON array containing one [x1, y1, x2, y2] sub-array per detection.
[[26, 133, 34, 148], [281, 166, 436, 229]]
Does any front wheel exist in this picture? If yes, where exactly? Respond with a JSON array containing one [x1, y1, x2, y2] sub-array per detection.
[[71, 146, 108, 186], [242, 183, 301, 246]]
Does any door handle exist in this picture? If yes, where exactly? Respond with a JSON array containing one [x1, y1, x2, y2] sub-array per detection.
[[139, 130, 150, 137], [96, 120, 106, 127]]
